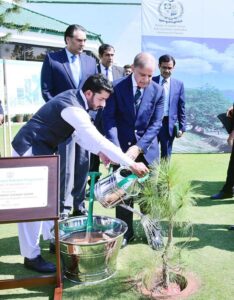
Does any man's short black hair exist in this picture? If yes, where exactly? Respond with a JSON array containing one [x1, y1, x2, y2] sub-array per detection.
[[98, 44, 115, 57], [64, 24, 86, 44], [82, 74, 114, 94], [159, 54, 176, 66]]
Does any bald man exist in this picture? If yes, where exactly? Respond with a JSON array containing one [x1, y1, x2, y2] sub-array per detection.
[[103, 52, 164, 246]]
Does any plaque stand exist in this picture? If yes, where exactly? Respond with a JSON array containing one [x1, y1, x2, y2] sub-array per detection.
[[0, 156, 63, 299]]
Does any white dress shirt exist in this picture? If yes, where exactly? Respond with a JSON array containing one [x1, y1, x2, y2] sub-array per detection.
[[61, 92, 133, 167], [100, 64, 113, 82], [132, 74, 144, 98], [66, 48, 81, 88], [160, 76, 170, 116]]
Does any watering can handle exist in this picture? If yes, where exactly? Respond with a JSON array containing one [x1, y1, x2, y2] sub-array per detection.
[[117, 172, 149, 188]]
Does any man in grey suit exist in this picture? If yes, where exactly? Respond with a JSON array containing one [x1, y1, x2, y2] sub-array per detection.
[[41, 24, 97, 218]]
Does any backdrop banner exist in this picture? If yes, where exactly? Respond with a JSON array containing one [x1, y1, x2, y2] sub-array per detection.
[[142, 0, 234, 153]]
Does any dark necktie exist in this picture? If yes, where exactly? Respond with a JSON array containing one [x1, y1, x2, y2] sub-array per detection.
[[134, 87, 141, 112], [105, 67, 109, 79]]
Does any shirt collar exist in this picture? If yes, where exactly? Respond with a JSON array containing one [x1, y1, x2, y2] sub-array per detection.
[[160, 75, 170, 85], [80, 90, 89, 111], [100, 63, 112, 72], [131, 74, 143, 92], [65, 48, 78, 62]]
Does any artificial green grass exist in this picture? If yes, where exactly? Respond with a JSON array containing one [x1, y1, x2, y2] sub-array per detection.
[[0, 153, 234, 299]]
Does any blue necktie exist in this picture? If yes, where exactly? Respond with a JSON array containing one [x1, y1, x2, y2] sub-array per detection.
[[134, 87, 141, 112], [161, 78, 167, 85], [105, 67, 109, 79], [70, 54, 80, 87]]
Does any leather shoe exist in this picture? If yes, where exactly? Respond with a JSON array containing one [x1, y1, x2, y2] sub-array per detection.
[[121, 236, 134, 248], [121, 238, 128, 248], [228, 225, 234, 230], [210, 191, 233, 199], [24, 255, 56, 273], [72, 209, 86, 217]]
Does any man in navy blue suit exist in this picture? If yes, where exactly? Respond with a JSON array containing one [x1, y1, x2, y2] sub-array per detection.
[[41, 24, 97, 218], [153, 54, 186, 159], [103, 52, 164, 246]]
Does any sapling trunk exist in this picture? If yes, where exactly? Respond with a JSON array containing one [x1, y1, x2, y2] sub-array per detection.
[[162, 220, 173, 288]]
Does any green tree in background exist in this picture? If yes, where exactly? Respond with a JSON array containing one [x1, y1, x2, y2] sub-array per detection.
[[0, 0, 29, 42], [186, 85, 229, 132]]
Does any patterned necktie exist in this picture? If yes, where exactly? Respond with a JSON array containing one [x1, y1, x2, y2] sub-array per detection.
[[134, 87, 142, 112], [161, 78, 167, 85]]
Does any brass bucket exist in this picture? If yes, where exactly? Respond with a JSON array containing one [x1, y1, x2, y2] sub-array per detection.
[[59, 215, 127, 284]]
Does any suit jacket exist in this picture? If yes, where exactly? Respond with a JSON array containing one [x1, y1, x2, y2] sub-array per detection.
[[153, 76, 186, 136], [103, 75, 164, 164], [0, 101, 3, 115], [97, 63, 125, 81], [41, 48, 97, 102]]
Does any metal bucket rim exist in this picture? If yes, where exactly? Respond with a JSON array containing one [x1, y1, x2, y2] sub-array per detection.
[[59, 215, 128, 246]]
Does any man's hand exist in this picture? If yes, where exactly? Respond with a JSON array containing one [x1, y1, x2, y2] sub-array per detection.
[[98, 152, 111, 167], [0, 114, 4, 125], [129, 162, 149, 177], [226, 106, 233, 118], [227, 130, 234, 147], [125, 145, 142, 161]]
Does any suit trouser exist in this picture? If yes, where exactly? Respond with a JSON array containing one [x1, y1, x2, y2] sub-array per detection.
[[158, 117, 175, 159], [222, 143, 234, 193], [59, 135, 89, 214], [12, 148, 54, 259], [115, 154, 149, 240]]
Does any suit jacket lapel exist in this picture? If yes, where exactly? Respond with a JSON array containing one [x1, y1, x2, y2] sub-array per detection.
[[169, 78, 175, 109], [62, 49, 77, 88], [121, 76, 135, 120]]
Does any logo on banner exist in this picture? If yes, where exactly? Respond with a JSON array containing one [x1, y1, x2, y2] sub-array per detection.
[[158, 0, 183, 23]]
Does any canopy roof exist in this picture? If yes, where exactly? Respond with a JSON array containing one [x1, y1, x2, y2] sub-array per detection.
[[0, 1, 103, 43]]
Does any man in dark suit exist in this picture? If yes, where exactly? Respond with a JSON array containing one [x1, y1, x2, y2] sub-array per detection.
[[89, 44, 125, 183], [211, 105, 234, 203], [153, 54, 186, 159], [41, 24, 97, 218], [97, 44, 125, 81], [103, 52, 164, 246]]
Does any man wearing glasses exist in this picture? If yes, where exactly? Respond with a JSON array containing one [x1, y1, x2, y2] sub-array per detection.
[[41, 25, 97, 221]]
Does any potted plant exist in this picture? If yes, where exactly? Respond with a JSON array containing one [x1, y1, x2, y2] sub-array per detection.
[[137, 159, 199, 298]]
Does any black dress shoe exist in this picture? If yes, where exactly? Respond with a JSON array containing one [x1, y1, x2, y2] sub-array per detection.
[[24, 255, 56, 273], [72, 209, 86, 217], [228, 225, 234, 230], [121, 238, 128, 249], [121, 236, 135, 248], [210, 191, 233, 199]]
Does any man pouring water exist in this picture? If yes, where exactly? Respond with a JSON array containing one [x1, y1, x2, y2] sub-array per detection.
[[11, 74, 149, 274]]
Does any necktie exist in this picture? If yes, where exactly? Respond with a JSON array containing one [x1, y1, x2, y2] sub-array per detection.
[[70, 54, 81, 87], [134, 87, 141, 113], [161, 78, 167, 85], [105, 67, 109, 79]]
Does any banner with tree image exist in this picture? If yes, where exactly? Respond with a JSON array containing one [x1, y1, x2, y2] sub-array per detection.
[[142, 0, 234, 153]]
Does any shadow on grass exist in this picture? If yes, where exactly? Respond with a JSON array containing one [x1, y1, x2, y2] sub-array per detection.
[[192, 180, 225, 196], [174, 223, 234, 252], [62, 274, 142, 300]]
